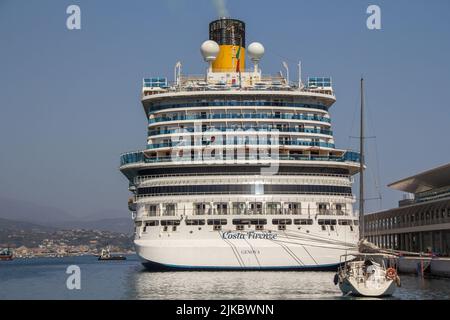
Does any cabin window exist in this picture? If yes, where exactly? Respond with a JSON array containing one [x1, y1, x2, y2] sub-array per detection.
[[318, 219, 336, 226], [294, 219, 313, 225], [335, 203, 346, 215], [278, 225, 286, 231], [266, 202, 281, 215], [194, 203, 208, 215], [164, 204, 176, 216], [149, 205, 158, 216], [215, 203, 228, 215], [232, 202, 246, 214], [249, 202, 263, 214], [272, 219, 292, 225], [317, 203, 330, 215], [207, 219, 227, 225], [145, 221, 159, 227], [232, 219, 267, 225], [161, 220, 181, 226], [287, 203, 301, 215], [186, 219, 206, 226]]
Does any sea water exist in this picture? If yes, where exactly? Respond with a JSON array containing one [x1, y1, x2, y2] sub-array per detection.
[[1, 255, 449, 300]]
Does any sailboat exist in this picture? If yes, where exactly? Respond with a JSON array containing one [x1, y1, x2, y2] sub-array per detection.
[[334, 78, 401, 297]]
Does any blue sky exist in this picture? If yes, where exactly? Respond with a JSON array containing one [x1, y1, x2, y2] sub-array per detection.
[[0, 0, 449, 218]]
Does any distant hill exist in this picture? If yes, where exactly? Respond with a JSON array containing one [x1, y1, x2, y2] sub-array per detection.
[[0, 217, 56, 232], [80, 208, 129, 221], [0, 196, 75, 225], [53, 217, 133, 234], [0, 197, 132, 234]]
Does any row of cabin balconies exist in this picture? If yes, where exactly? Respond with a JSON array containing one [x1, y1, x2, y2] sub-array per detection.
[[145, 99, 331, 113], [135, 201, 349, 217], [147, 125, 333, 137], [148, 112, 331, 125]]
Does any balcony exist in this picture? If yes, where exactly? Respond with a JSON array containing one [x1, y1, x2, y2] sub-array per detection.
[[148, 113, 331, 124], [145, 140, 336, 150], [148, 100, 329, 113], [148, 126, 333, 136], [120, 150, 361, 166]]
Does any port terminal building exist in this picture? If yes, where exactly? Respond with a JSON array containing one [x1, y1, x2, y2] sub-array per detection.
[[364, 163, 450, 256]]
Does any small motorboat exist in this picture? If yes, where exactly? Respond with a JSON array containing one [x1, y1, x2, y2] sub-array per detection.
[[98, 247, 127, 261], [334, 253, 401, 297]]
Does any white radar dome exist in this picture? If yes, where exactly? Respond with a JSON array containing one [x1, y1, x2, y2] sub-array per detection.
[[200, 40, 220, 62], [247, 42, 265, 61]]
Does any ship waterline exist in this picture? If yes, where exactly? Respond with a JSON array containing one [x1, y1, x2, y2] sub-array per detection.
[[120, 17, 361, 270]]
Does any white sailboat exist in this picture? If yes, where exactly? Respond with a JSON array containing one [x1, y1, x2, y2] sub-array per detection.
[[335, 252, 400, 297], [334, 78, 401, 297]]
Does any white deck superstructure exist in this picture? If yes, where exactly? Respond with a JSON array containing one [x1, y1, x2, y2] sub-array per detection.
[[120, 18, 361, 270]]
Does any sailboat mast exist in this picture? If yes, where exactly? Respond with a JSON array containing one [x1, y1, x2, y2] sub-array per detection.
[[359, 78, 365, 240]]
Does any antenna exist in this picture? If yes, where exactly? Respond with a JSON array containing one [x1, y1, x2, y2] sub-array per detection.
[[174, 61, 182, 87], [359, 77, 365, 240], [298, 61, 302, 90], [282, 61, 289, 85]]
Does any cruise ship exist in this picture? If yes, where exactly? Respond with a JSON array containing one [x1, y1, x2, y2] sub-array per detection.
[[120, 18, 361, 270]]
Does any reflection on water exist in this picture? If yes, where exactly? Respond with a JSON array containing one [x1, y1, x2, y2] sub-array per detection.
[[127, 270, 342, 300], [126, 264, 450, 300], [1, 255, 450, 300]]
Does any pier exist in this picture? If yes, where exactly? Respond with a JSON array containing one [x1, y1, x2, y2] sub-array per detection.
[[364, 163, 450, 277]]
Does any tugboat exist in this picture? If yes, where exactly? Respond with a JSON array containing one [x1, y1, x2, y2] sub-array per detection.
[[0, 247, 14, 261], [98, 247, 127, 261]]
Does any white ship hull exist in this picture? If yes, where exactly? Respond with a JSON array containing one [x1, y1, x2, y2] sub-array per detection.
[[135, 228, 358, 271]]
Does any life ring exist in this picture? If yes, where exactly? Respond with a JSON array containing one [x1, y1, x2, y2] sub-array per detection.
[[386, 267, 397, 280]]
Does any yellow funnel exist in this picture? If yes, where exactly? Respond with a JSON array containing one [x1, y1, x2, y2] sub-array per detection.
[[209, 18, 246, 72]]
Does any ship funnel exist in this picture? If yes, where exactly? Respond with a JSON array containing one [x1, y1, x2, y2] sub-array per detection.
[[209, 18, 246, 72]]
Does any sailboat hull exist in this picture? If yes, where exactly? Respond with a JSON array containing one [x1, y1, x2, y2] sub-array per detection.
[[339, 277, 397, 297]]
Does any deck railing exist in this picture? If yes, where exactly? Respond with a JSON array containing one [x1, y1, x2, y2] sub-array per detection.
[[120, 150, 361, 166]]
